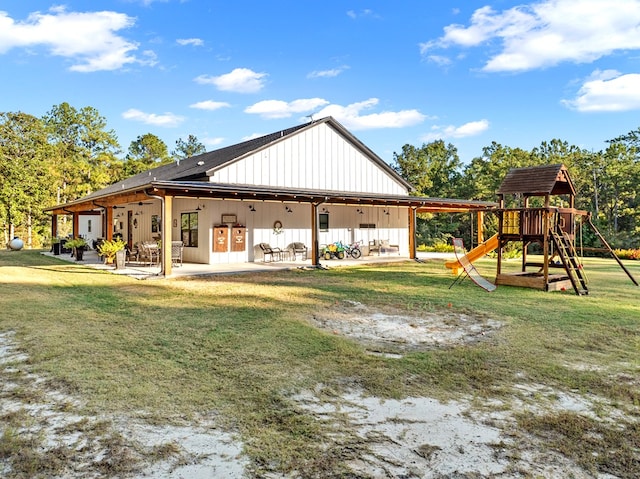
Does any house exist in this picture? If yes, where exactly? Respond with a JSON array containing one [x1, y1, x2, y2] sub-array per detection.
[[46, 117, 495, 276]]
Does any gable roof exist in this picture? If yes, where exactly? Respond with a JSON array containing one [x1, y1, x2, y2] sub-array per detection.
[[82, 117, 412, 202], [497, 164, 576, 197]]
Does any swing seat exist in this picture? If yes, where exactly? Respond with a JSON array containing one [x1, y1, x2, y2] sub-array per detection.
[[448, 238, 496, 292]]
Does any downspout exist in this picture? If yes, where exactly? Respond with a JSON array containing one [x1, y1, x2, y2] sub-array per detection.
[[146, 191, 166, 276]]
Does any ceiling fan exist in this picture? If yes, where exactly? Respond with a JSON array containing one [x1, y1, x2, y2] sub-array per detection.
[[129, 201, 154, 206]]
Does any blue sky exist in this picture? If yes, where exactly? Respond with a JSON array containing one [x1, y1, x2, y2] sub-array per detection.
[[2, 1, 640, 166]]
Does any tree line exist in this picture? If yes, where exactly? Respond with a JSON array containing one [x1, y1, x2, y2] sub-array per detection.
[[392, 134, 640, 250], [0, 103, 205, 247], [1, 102, 639, 249]]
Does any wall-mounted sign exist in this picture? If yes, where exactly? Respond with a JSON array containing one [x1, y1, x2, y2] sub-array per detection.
[[221, 214, 237, 224]]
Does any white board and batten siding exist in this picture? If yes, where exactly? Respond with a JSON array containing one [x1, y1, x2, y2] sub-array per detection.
[[209, 122, 409, 195]]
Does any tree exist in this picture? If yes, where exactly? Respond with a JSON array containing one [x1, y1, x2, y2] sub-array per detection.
[[124, 133, 172, 176], [462, 142, 533, 205], [173, 134, 206, 159], [43, 102, 121, 203], [393, 140, 463, 198], [0, 112, 54, 246], [393, 141, 466, 245]]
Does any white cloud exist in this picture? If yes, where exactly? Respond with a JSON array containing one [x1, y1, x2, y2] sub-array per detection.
[[421, 119, 490, 142], [0, 7, 143, 72], [195, 68, 267, 93], [189, 100, 231, 111], [177, 38, 203, 47], [307, 65, 349, 79], [346, 9, 380, 19], [315, 98, 426, 130], [245, 98, 329, 119], [562, 70, 640, 112], [421, 0, 640, 72], [426, 55, 452, 67], [122, 109, 184, 127], [203, 137, 225, 147]]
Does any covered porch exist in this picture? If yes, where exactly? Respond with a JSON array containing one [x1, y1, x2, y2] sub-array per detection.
[[46, 181, 494, 278]]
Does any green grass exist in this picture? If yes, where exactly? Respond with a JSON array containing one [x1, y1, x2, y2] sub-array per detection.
[[0, 250, 639, 477]]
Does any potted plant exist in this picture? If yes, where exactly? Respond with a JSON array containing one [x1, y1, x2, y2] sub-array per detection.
[[98, 238, 127, 268], [65, 238, 88, 261]]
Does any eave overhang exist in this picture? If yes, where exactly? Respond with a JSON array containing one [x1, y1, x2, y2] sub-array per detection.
[[45, 180, 497, 215]]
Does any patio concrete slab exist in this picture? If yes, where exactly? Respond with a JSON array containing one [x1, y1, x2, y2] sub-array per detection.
[[41, 249, 447, 280]]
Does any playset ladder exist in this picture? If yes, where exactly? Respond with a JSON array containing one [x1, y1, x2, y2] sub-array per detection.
[[550, 227, 589, 295], [586, 215, 639, 287]]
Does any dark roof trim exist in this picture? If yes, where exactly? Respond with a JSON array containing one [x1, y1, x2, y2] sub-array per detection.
[[45, 180, 496, 214], [148, 181, 495, 211]]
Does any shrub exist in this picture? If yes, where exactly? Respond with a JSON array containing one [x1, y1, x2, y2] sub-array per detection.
[[613, 248, 640, 260]]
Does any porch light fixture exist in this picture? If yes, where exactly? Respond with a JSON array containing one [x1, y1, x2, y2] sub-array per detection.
[[322, 207, 329, 213], [356, 208, 364, 215], [249, 205, 256, 212], [285, 206, 293, 213]]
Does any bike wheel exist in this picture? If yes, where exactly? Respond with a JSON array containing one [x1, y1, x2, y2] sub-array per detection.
[[351, 248, 362, 259], [337, 251, 345, 259]]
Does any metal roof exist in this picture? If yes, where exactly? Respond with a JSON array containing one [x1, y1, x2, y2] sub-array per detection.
[[46, 116, 496, 215], [47, 179, 496, 214], [78, 116, 412, 203]]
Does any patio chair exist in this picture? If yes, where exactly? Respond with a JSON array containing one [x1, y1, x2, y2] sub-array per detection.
[[138, 241, 160, 266], [259, 243, 282, 262], [171, 241, 184, 266], [287, 242, 307, 260]]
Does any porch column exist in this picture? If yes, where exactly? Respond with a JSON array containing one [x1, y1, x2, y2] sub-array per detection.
[[161, 195, 172, 277], [311, 203, 319, 267], [408, 207, 416, 259], [72, 213, 79, 238], [105, 207, 113, 241], [51, 214, 58, 239]]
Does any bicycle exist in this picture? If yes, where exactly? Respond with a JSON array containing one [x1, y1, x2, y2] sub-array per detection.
[[344, 240, 362, 259]]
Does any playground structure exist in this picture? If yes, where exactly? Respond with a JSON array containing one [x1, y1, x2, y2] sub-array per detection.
[[445, 164, 638, 295]]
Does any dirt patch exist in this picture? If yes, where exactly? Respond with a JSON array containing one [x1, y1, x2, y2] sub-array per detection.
[[0, 331, 248, 479], [311, 300, 502, 355]]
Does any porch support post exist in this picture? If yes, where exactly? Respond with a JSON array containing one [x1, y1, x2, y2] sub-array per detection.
[[105, 207, 113, 241], [408, 207, 417, 259], [72, 213, 79, 238], [51, 214, 58, 239], [311, 203, 319, 267], [161, 195, 172, 277]]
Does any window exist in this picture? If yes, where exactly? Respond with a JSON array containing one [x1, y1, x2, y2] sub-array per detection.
[[87, 220, 92, 233], [319, 213, 329, 232], [151, 215, 160, 233], [181, 212, 198, 247]]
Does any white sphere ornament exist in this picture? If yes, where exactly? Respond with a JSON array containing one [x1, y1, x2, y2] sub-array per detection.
[[8, 237, 24, 250]]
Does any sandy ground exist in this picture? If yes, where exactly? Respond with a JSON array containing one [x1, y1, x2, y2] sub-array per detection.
[[1, 301, 634, 478]]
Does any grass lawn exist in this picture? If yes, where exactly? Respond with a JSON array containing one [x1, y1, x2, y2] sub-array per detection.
[[0, 250, 639, 477]]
